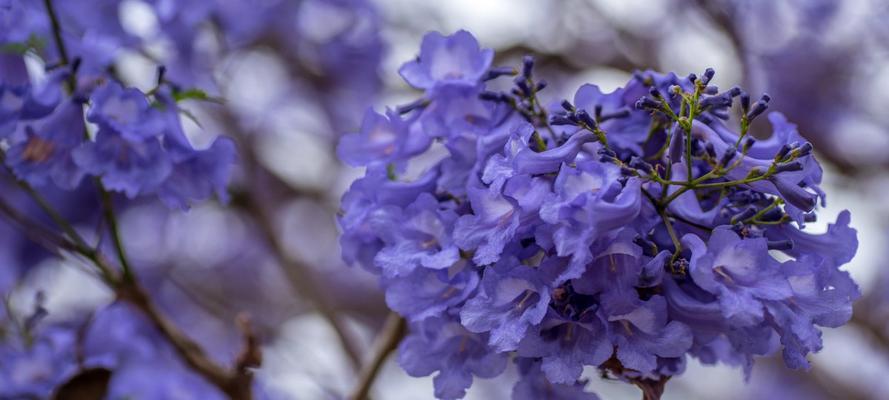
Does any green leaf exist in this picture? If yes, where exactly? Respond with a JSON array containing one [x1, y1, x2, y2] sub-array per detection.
[[0, 34, 46, 55], [172, 88, 224, 104]]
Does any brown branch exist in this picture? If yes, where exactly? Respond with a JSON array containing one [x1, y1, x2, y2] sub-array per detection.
[[852, 303, 889, 350], [633, 376, 670, 400], [246, 190, 364, 370], [115, 280, 234, 390], [601, 356, 671, 400], [347, 313, 406, 400], [32, 1, 261, 397], [0, 189, 257, 399], [214, 106, 365, 370]]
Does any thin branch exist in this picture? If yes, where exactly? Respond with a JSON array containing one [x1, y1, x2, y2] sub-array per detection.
[[42, 0, 68, 65], [0, 161, 91, 252], [114, 280, 234, 388], [0, 195, 257, 399], [100, 188, 134, 281], [248, 194, 365, 370], [0, 196, 70, 257], [214, 106, 365, 370], [852, 305, 889, 350], [25, 3, 261, 397], [347, 313, 406, 400], [634, 377, 670, 400]]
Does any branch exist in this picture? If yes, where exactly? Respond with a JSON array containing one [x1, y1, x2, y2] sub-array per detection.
[[33, 2, 259, 398], [601, 356, 671, 400], [0, 190, 258, 398], [852, 303, 889, 350], [347, 313, 406, 400], [214, 106, 365, 370], [633, 376, 670, 400]]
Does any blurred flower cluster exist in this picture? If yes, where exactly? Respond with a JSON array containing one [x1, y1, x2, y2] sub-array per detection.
[[0, 0, 383, 398], [338, 30, 859, 399]]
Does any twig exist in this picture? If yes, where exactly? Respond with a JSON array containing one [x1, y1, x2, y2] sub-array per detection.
[[634, 376, 670, 400], [214, 106, 365, 370], [248, 193, 365, 370], [347, 313, 406, 400], [27, 2, 261, 398], [42, 0, 68, 64], [602, 356, 671, 400], [852, 305, 889, 350], [100, 188, 133, 281]]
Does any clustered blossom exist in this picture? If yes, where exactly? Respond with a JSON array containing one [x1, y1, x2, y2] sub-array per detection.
[[338, 30, 860, 399], [0, 62, 234, 209], [0, 0, 371, 397]]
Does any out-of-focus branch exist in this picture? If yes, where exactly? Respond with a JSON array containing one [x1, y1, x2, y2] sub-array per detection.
[[852, 303, 889, 350], [0, 189, 258, 399], [347, 313, 406, 400], [214, 106, 365, 370], [115, 280, 243, 396], [684, 0, 746, 65], [36, 1, 261, 396], [0, 194, 71, 258], [494, 44, 642, 74], [247, 193, 364, 370]]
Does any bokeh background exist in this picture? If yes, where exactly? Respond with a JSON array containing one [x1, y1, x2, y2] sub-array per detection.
[[3, 0, 889, 398]]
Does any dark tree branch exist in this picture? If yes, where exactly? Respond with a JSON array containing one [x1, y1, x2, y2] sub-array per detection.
[[214, 106, 365, 371], [347, 313, 406, 400]]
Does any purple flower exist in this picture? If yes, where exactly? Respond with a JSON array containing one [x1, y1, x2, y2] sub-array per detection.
[[512, 358, 600, 400], [517, 309, 611, 384], [459, 264, 550, 352], [337, 109, 432, 168], [155, 92, 236, 209], [766, 254, 859, 369], [81, 303, 228, 399], [399, 30, 493, 94], [398, 316, 507, 400], [605, 296, 692, 376], [0, 68, 65, 137], [73, 130, 172, 198], [765, 210, 857, 267], [384, 265, 479, 322], [694, 115, 824, 217], [6, 101, 86, 189], [156, 136, 235, 209], [86, 82, 165, 141], [685, 228, 793, 326], [539, 160, 642, 282], [453, 181, 523, 266], [338, 165, 439, 272], [374, 193, 461, 277], [482, 122, 596, 186], [337, 30, 859, 398], [0, 326, 78, 398], [573, 231, 666, 314]]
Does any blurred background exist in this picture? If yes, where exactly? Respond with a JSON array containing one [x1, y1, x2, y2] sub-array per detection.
[[3, 0, 889, 398]]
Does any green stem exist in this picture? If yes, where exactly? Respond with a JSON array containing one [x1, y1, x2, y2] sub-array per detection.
[[658, 206, 683, 264], [0, 157, 91, 253], [684, 85, 703, 183], [101, 188, 134, 282]]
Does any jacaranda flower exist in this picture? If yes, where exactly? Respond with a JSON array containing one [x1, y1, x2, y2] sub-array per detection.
[[340, 30, 859, 399]]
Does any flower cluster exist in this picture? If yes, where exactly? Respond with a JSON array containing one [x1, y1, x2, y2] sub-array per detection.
[[338, 30, 859, 399], [0, 62, 234, 209], [0, 0, 385, 397]]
